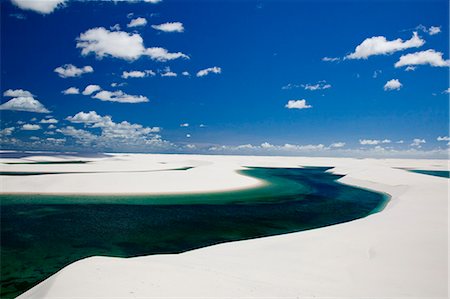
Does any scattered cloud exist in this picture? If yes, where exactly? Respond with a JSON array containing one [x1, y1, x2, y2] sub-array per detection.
[[437, 136, 450, 141], [394, 49, 450, 68], [346, 32, 424, 59], [330, 142, 346, 148], [443, 88, 450, 94], [145, 47, 189, 62], [92, 90, 149, 103], [54, 64, 93, 78], [128, 17, 147, 28], [110, 24, 121, 31], [11, 0, 66, 14], [302, 81, 331, 91], [196, 67, 222, 77], [372, 70, 382, 78], [40, 118, 58, 124], [121, 70, 155, 79], [82, 85, 102, 96], [411, 138, 426, 147], [0, 127, 15, 136], [22, 124, 41, 130], [160, 67, 177, 77], [180, 123, 189, 127], [0, 96, 50, 113], [359, 139, 390, 145], [62, 87, 80, 95], [3, 89, 33, 97], [322, 57, 340, 62], [182, 71, 190, 76], [186, 134, 191, 138], [384, 79, 402, 91], [144, 0, 162, 3], [77, 27, 188, 62], [285, 99, 312, 109], [416, 24, 441, 36], [405, 66, 416, 71], [152, 22, 184, 32]]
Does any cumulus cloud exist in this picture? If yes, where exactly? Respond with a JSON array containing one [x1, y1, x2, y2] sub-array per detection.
[[330, 142, 346, 148], [0, 127, 15, 136], [3, 89, 33, 97], [40, 118, 58, 124], [63, 111, 164, 148], [92, 90, 149, 103], [161, 67, 177, 77], [145, 47, 189, 62], [411, 138, 426, 147], [22, 124, 41, 130], [128, 17, 147, 28], [443, 88, 450, 94], [121, 70, 155, 79], [346, 32, 425, 59], [285, 99, 312, 109], [11, 0, 66, 14], [182, 71, 190, 76], [54, 64, 93, 78], [437, 136, 450, 141], [62, 87, 80, 95], [416, 25, 441, 36], [359, 139, 382, 145], [180, 123, 189, 127], [76, 27, 189, 62], [384, 79, 402, 91], [0, 97, 50, 113], [196, 67, 221, 77], [394, 49, 450, 68], [151, 22, 184, 32], [82, 85, 102, 96]]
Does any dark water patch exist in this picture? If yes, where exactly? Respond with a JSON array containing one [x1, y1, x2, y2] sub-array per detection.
[[0, 167, 388, 298], [3, 160, 91, 165], [408, 169, 450, 178]]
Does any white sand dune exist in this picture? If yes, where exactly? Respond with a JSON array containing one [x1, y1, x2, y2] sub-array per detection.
[[1, 153, 447, 298]]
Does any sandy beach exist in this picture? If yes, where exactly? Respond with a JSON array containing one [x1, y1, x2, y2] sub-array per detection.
[[0, 153, 446, 298]]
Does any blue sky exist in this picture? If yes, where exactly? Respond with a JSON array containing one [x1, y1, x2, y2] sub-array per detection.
[[0, 0, 449, 158]]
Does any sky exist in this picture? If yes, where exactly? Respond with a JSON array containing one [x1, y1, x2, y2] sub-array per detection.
[[0, 0, 449, 158]]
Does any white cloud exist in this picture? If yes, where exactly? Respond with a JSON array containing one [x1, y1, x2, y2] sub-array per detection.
[[394, 49, 450, 68], [372, 70, 382, 78], [145, 47, 189, 62], [186, 134, 191, 138], [359, 139, 381, 145], [62, 87, 80, 95], [11, 0, 66, 14], [0, 97, 50, 113], [144, 0, 162, 3], [330, 142, 346, 148], [443, 88, 450, 94], [302, 81, 331, 91], [182, 71, 190, 76], [161, 67, 177, 77], [110, 24, 121, 31], [322, 57, 340, 62], [40, 118, 58, 124], [396, 140, 404, 144], [428, 26, 441, 35], [437, 136, 450, 141], [22, 124, 41, 130], [122, 70, 155, 79], [416, 25, 441, 36], [152, 22, 184, 32], [67, 111, 108, 124], [3, 89, 33, 97], [285, 99, 312, 109], [54, 64, 93, 78], [58, 126, 97, 144], [346, 32, 425, 59], [128, 17, 147, 28], [82, 85, 102, 96], [384, 79, 402, 91], [77, 27, 189, 61], [180, 123, 189, 127], [0, 127, 15, 136], [411, 138, 426, 147], [48, 124, 56, 129], [92, 90, 149, 103], [381, 139, 391, 144], [405, 66, 416, 71], [196, 67, 221, 77]]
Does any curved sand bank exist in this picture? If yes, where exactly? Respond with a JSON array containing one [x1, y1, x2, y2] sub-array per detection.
[[3, 154, 448, 298]]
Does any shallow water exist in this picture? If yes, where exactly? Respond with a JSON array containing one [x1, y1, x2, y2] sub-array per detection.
[[409, 169, 450, 178], [0, 167, 388, 298]]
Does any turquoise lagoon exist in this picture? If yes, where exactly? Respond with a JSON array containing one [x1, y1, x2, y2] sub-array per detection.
[[0, 167, 389, 298]]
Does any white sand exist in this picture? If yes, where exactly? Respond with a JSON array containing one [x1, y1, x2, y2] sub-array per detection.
[[2, 153, 447, 298]]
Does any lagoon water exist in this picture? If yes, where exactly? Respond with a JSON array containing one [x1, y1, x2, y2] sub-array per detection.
[[0, 167, 388, 298], [409, 169, 450, 179]]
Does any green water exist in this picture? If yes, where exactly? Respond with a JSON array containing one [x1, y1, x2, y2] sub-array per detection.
[[409, 169, 450, 179], [0, 167, 389, 298]]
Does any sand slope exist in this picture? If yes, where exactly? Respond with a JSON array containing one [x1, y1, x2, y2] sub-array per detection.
[[2, 154, 447, 298]]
